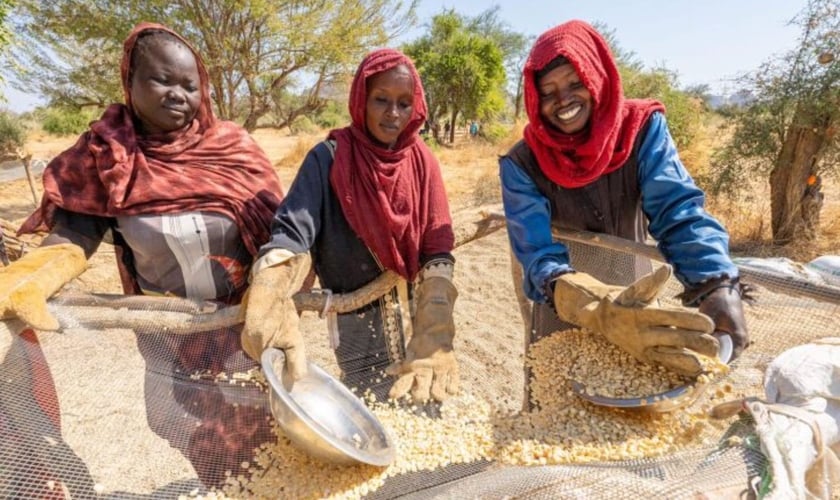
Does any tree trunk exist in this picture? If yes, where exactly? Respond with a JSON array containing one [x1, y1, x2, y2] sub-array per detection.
[[513, 73, 524, 120], [21, 154, 39, 206], [769, 108, 829, 244], [449, 110, 459, 144], [242, 115, 257, 132]]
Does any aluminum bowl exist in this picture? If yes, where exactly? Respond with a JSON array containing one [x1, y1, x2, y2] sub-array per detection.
[[261, 347, 395, 466], [572, 333, 735, 412]]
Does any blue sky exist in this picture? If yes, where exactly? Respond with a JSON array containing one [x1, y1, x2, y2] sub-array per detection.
[[1, 0, 805, 113], [408, 0, 804, 93]]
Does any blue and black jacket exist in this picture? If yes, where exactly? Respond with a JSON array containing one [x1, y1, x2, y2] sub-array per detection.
[[500, 112, 738, 303]]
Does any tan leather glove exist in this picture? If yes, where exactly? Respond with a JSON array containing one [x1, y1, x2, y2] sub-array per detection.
[[240, 251, 311, 380], [0, 243, 87, 330], [386, 261, 460, 402], [552, 265, 718, 377]]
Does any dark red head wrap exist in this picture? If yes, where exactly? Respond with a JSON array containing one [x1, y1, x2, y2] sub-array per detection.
[[328, 48, 454, 281], [19, 22, 283, 261], [523, 20, 664, 188]]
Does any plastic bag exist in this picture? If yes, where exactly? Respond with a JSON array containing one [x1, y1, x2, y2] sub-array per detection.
[[748, 338, 840, 499]]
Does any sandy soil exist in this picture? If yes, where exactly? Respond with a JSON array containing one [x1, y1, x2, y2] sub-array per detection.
[[0, 130, 528, 496], [2, 130, 838, 498]]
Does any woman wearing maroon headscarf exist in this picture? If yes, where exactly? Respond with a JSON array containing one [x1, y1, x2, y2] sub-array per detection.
[[500, 21, 749, 390], [242, 48, 459, 404], [3, 23, 283, 489], [13, 23, 282, 303]]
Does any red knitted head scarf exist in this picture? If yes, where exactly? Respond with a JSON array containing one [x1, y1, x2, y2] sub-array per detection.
[[19, 22, 283, 259], [523, 20, 664, 188], [328, 48, 454, 281]]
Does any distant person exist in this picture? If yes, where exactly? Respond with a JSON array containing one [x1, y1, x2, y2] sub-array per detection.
[[469, 121, 479, 139], [240, 48, 460, 404], [444, 120, 451, 142], [500, 20, 749, 390], [6, 22, 283, 488]]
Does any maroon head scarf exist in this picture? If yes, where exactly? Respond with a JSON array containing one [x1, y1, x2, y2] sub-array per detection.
[[328, 48, 453, 281], [523, 20, 664, 188], [19, 22, 283, 262]]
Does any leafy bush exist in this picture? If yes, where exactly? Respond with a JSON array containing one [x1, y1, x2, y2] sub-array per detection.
[[622, 67, 705, 151], [288, 115, 319, 135], [41, 107, 99, 135], [480, 121, 513, 145], [0, 111, 25, 154], [421, 135, 442, 152], [313, 100, 349, 129]]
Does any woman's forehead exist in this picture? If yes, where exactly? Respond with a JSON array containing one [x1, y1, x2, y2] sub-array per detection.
[[132, 38, 196, 71], [542, 62, 576, 77], [367, 65, 414, 90]]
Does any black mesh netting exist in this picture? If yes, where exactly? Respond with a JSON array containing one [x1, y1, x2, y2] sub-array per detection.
[[1, 228, 838, 499]]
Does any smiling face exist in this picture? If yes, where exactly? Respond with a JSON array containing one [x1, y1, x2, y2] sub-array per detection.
[[536, 62, 593, 135], [365, 65, 415, 148], [129, 36, 201, 135]]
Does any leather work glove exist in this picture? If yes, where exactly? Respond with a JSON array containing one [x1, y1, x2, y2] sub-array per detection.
[[552, 265, 719, 377], [240, 251, 311, 381], [0, 243, 87, 330], [386, 260, 460, 403], [680, 277, 751, 359]]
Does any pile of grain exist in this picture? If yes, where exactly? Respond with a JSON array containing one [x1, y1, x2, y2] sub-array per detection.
[[188, 328, 741, 500]]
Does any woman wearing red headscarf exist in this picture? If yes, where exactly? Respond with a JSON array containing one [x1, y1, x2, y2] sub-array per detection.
[[4, 23, 283, 489], [12, 22, 282, 308], [242, 48, 459, 404], [500, 21, 749, 388]]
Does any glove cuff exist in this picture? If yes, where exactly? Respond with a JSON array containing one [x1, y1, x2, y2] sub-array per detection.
[[679, 276, 753, 307], [544, 269, 574, 305], [250, 248, 296, 282], [421, 258, 453, 282]]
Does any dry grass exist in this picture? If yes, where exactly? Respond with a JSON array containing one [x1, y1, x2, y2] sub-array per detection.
[[678, 114, 723, 179], [433, 122, 525, 211], [669, 114, 839, 263], [712, 190, 840, 262], [7, 121, 839, 263], [21, 129, 79, 160], [270, 134, 323, 170]]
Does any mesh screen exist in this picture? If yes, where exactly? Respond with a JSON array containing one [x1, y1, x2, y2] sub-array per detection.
[[1, 228, 838, 499]]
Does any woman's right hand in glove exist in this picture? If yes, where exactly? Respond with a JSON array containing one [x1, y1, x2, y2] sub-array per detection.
[[240, 252, 311, 381], [552, 265, 719, 377]]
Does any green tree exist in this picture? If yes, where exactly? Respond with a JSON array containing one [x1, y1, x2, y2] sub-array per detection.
[[465, 6, 529, 120], [708, 0, 839, 244], [597, 23, 704, 152], [9, 0, 417, 130], [507, 37, 531, 121], [621, 66, 704, 151], [0, 0, 12, 52], [404, 9, 506, 144], [0, 0, 14, 97]]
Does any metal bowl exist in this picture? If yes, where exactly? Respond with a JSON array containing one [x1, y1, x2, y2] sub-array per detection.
[[261, 348, 395, 466], [572, 333, 735, 412]]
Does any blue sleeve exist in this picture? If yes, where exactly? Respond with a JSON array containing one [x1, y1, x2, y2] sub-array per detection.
[[499, 155, 571, 303], [259, 143, 331, 258], [639, 112, 739, 286]]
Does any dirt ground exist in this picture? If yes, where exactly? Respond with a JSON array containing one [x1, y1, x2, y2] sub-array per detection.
[[1, 128, 836, 402], [2, 129, 839, 497], [0, 130, 528, 495]]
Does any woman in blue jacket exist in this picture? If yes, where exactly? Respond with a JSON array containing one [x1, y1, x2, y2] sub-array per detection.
[[500, 20, 749, 382]]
